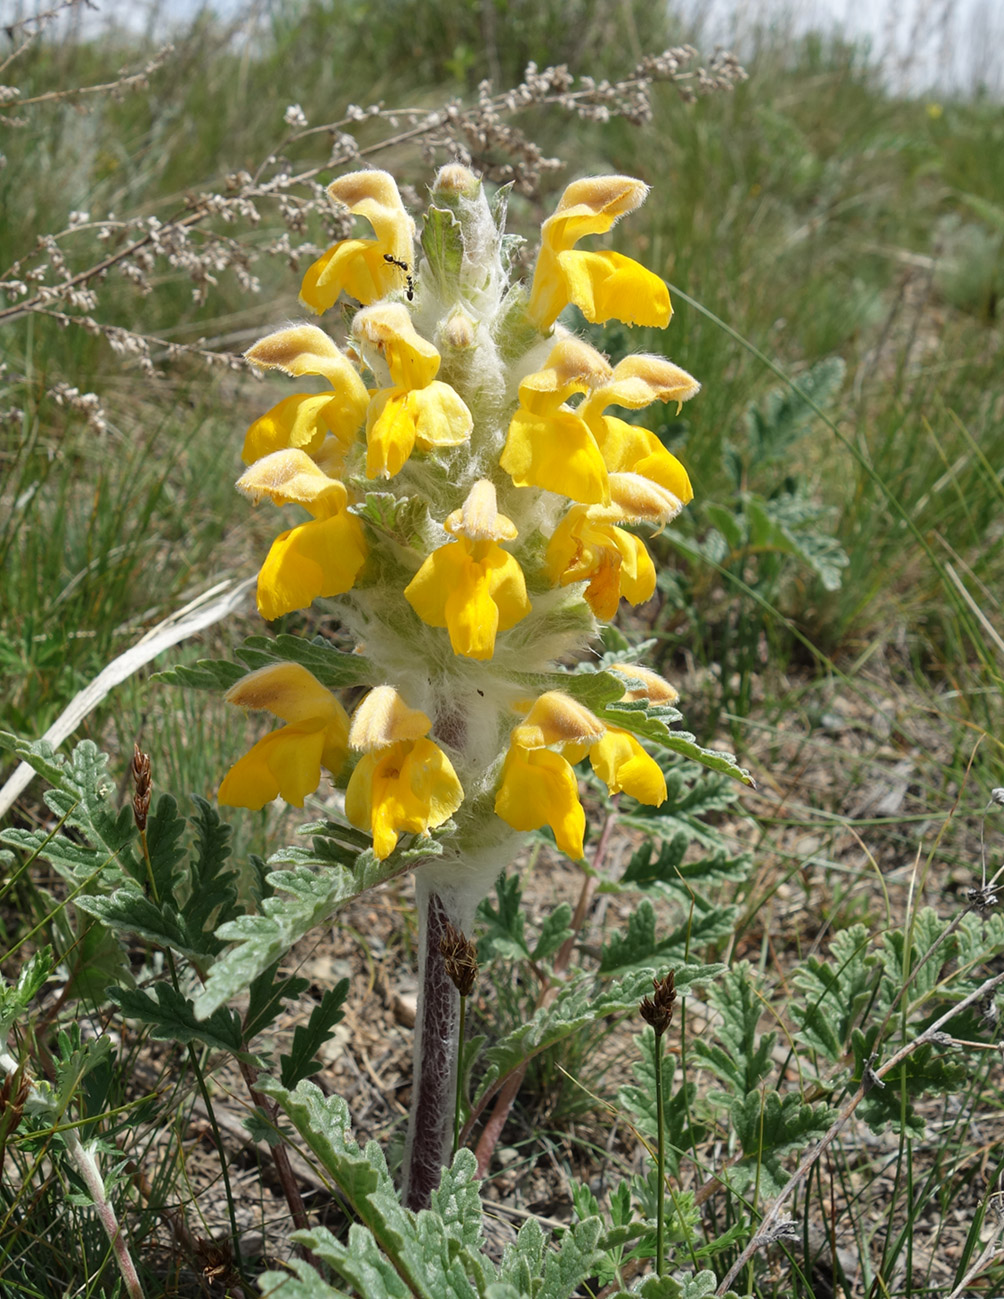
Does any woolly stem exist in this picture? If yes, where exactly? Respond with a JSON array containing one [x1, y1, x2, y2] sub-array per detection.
[[402, 879, 461, 1209]]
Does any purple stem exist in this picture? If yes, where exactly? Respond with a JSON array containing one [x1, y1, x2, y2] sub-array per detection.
[[402, 882, 459, 1210]]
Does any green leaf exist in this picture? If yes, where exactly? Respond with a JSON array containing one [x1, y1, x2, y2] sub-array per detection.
[[109, 984, 247, 1057], [0, 738, 136, 890], [421, 204, 464, 295], [611, 834, 751, 899], [531, 904, 574, 963], [477, 875, 529, 961], [474, 965, 722, 1109], [599, 899, 736, 975], [726, 1089, 835, 1198], [262, 1081, 486, 1299], [281, 979, 350, 1087], [152, 658, 246, 691], [193, 853, 411, 1019], [236, 633, 375, 690], [0, 946, 53, 1038], [180, 796, 241, 955], [792, 924, 879, 1060], [691, 965, 776, 1094], [52, 1024, 115, 1117], [619, 761, 749, 849], [244, 962, 310, 1042], [853, 1031, 967, 1135]]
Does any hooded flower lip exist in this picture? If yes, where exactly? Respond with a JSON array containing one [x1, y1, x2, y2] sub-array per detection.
[[236, 449, 367, 621], [354, 304, 473, 479], [344, 686, 464, 861], [404, 480, 531, 661], [608, 662, 680, 705], [494, 690, 665, 858], [218, 663, 350, 810], [527, 176, 672, 331], [241, 326, 370, 466], [300, 170, 416, 314]]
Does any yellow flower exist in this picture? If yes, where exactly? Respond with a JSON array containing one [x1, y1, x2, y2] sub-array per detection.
[[354, 304, 472, 478], [300, 170, 416, 314], [494, 690, 665, 857], [579, 355, 698, 521], [494, 745, 587, 860], [344, 686, 464, 861], [404, 480, 530, 660], [499, 338, 613, 504], [527, 176, 672, 331], [241, 325, 370, 467], [218, 663, 350, 810], [546, 504, 656, 620], [237, 449, 367, 620]]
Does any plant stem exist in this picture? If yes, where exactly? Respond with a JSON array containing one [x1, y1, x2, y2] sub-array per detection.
[[402, 881, 460, 1210], [453, 993, 466, 1159], [653, 1026, 666, 1275]]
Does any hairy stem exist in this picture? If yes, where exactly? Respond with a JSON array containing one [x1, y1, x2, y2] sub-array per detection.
[[402, 881, 460, 1209]]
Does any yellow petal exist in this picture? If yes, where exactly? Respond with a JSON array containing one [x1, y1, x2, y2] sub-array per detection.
[[236, 449, 348, 517], [591, 416, 693, 504], [556, 249, 671, 328], [444, 479, 517, 542], [516, 339, 612, 416], [608, 662, 680, 705], [327, 169, 415, 261], [345, 737, 463, 860], [405, 540, 530, 660], [349, 686, 431, 751], [242, 393, 359, 465], [256, 513, 367, 620], [299, 170, 415, 312], [218, 720, 330, 810], [245, 326, 367, 392], [527, 176, 653, 329], [589, 727, 666, 805], [365, 390, 416, 479], [511, 691, 606, 749], [586, 354, 700, 412], [500, 408, 609, 505], [224, 662, 347, 725], [408, 382, 473, 449], [608, 527, 656, 606], [494, 745, 585, 859]]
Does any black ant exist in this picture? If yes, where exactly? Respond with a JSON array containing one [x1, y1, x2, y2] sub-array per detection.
[[383, 254, 414, 301]]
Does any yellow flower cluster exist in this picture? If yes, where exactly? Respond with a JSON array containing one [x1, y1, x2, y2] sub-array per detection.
[[219, 166, 699, 867]]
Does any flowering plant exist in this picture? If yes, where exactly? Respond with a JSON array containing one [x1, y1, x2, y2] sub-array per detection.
[[209, 164, 750, 1205]]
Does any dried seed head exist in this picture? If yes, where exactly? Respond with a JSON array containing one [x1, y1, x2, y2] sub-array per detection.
[[131, 743, 152, 832], [440, 921, 479, 997], [639, 969, 676, 1035]]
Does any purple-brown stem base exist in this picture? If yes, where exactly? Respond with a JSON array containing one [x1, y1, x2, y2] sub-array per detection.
[[402, 884, 459, 1210]]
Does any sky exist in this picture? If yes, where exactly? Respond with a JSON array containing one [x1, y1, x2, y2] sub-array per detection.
[[32, 0, 1004, 98]]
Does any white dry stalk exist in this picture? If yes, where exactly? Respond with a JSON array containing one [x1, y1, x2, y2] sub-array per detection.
[[0, 577, 253, 818], [0, 1047, 145, 1299]]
